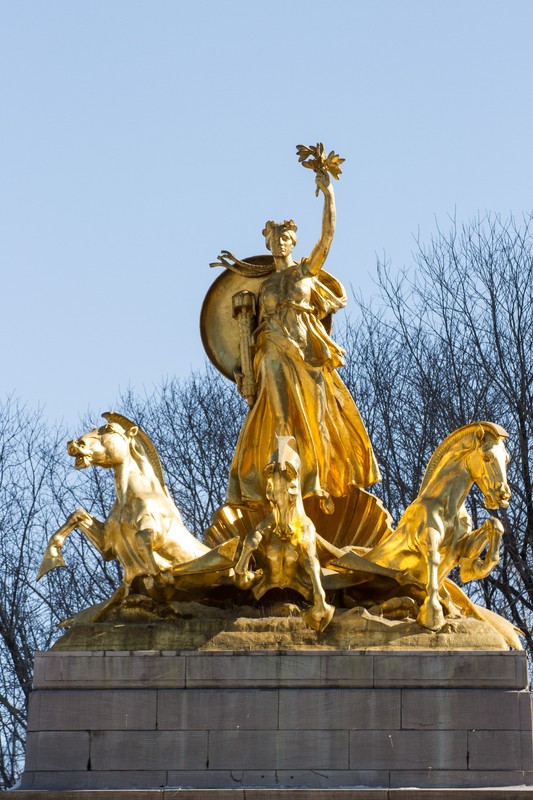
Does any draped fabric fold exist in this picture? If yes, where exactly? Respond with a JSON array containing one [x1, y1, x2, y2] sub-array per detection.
[[227, 259, 380, 508]]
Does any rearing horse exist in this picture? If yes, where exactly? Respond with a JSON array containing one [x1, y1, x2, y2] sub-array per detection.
[[38, 412, 237, 603], [366, 422, 511, 631]]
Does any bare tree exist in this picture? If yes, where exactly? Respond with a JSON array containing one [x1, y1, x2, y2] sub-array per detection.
[[0, 399, 65, 786], [0, 400, 122, 788]]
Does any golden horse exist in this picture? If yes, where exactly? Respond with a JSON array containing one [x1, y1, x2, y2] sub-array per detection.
[[37, 412, 238, 607], [234, 436, 335, 632], [364, 422, 511, 632]]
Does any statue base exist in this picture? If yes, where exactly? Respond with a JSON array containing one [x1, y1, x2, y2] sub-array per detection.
[[50, 604, 513, 651], [16, 642, 533, 795]]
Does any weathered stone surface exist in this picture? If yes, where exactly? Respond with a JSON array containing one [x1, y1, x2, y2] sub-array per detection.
[[8, 782, 533, 799], [20, 770, 168, 790], [467, 730, 529, 771], [9, 792, 163, 799], [349, 730, 467, 770], [24, 731, 90, 771], [319, 653, 375, 686], [389, 769, 533, 789], [49, 611, 511, 652], [185, 652, 280, 688], [278, 688, 401, 730], [20, 649, 533, 793], [373, 650, 527, 688], [208, 730, 349, 770], [32, 649, 528, 689], [184, 651, 375, 688], [28, 688, 157, 731], [5, 790, 533, 799], [521, 692, 533, 730], [32, 650, 187, 689], [165, 770, 390, 789], [401, 688, 519, 730], [90, 730, 208, 771], [157, 688, 278, 730]]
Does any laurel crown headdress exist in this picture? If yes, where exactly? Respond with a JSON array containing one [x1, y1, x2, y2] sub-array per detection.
[[262, 219, 298, 238]]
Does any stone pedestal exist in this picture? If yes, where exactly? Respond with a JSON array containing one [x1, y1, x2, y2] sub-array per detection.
[[16, 649, 533, 796]]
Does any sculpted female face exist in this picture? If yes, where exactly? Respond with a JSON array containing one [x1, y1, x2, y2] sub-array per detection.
[[270, 228, 295, 258], [264, 222, 297, 258]]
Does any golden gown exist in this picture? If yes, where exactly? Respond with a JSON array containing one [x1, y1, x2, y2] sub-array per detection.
[[227, 259, 380, 507]]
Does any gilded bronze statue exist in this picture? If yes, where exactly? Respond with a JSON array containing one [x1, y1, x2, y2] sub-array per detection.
[[36, 144, 522, 650], [234, 435, 335, 632], [366, 422, 510, 631], [206, 146, 380, 516], [334, 421, 518, 646], [38, 412, 238, 616]]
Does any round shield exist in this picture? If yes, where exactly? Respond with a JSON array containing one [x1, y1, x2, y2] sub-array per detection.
[[200, 255, 334, 382], [200, 256, 271, 381]]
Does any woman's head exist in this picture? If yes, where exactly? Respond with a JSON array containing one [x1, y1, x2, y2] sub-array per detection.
[[263, 219, 298, 254]]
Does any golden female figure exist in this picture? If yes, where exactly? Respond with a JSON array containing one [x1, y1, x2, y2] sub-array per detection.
[[224, 167, 380, 514]]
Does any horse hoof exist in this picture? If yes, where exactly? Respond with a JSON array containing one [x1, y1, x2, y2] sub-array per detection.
[[417, 600, 445, 631], [302, 602, 335, 632], [36, 554, 67, 581]]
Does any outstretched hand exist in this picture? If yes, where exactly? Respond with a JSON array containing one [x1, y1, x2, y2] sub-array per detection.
[[315, 169, 331, 196]]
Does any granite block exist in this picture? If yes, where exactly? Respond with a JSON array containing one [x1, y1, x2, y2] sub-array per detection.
[[28, 688, 157, 731], [39, 651, 64, 683], [373, 652, 527, 688], [522, 729, 533, 771], [185, 653, 279, 688], [278, 688, 400, 730], [349, 730, 467, 770], [157, 688, 278, 730], [20, 769, 168, 789], [184, 652, 373, 688], [24, 731, 90, 771], [276, 653, 373, 687], [166, 769, 389, 789], [33, 651, 187, 688], [389, 768, 530, 788], [90, 730, 207, 771], [401, 689, 519, 730], [467, 730, 524, 771], [275, 653, 324, 684], [208, 729, 349, 770], [14, 791, 164, 799], [520, 692, 533, 731]]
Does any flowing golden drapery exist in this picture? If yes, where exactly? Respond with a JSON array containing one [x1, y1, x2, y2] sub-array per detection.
[[227, 259, 380, 508]]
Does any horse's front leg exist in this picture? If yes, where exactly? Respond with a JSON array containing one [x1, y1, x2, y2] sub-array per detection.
[[300, 535, 335, 632], [417, 525, 446, 631], [234, 530, 263, 590], [460, 517, 504, 582], [37, 509, 106, 580]]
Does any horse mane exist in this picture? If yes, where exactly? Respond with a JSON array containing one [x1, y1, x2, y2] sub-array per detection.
[[419, 421, 508, 492], [102, 411, 167, 490]]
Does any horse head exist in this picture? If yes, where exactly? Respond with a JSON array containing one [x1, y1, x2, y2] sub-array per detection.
[[466, 422, 511, 510], [67, 412, 167, 486], [264, 436, 303, 533], [67, 416, 138, 470]]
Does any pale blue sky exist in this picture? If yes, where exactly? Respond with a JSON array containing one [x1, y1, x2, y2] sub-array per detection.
[[2, 1, 533, 427]]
